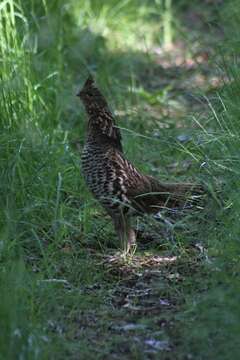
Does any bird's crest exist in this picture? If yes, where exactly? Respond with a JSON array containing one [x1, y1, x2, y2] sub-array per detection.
[[77, 75, 123, 151], [77, 75, 98, 97], [82, 75, 95, 90]]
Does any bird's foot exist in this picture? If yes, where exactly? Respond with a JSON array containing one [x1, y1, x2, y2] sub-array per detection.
[[126, 241, 137, 256]]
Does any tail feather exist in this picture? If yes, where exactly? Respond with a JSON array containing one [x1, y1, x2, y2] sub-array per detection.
[[132, 176, 204, 214]]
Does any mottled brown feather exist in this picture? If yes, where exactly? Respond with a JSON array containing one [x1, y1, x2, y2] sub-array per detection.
[[78, 76, 203, 252]]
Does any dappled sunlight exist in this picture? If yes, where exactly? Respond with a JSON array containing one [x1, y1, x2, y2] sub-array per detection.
[[100, 238, 207, 278], [65, 1, 226, 139], [70, 1, 164, 52], [102, 251, 178, 275]]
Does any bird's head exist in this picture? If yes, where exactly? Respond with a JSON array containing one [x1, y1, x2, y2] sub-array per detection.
[[77, 75, 108, 112]]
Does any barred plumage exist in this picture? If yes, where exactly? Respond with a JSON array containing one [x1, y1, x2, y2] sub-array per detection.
[[78, 76, 203, 252]]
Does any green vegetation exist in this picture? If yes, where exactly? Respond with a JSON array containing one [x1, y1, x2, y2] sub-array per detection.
[[0, 0, 239, 359]]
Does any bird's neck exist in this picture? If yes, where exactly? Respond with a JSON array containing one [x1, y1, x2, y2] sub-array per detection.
[[87, 107, 114, 136], [85, 104, 122, 151]]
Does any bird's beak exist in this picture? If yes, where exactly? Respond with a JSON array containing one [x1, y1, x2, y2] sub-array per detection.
[[76, 90, 82, 97]]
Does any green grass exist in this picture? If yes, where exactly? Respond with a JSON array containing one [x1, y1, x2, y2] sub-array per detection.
[[0, 0, 240, 359]]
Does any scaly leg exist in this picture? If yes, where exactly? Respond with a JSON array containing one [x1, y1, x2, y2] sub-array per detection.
[[112, 212, 136, 253]]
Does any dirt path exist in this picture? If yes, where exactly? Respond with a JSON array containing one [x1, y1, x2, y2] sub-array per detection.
[[81, 7, 222, 359]]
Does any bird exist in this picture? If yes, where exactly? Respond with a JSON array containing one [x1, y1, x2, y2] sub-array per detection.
[[77, 75, 203, 253]]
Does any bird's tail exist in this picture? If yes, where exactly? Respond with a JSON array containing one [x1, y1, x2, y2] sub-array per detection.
[[134, 176, 204, 214]]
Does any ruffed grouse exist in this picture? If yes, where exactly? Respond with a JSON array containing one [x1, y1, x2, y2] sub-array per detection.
[[78, 76, 202, 252]]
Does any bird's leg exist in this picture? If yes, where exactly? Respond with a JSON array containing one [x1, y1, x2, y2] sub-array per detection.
[[126, 220, 137, 253], [112, 212, 136, 254]]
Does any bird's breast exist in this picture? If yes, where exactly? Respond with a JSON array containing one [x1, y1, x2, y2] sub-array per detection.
[[81, 142, 131, 212]]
